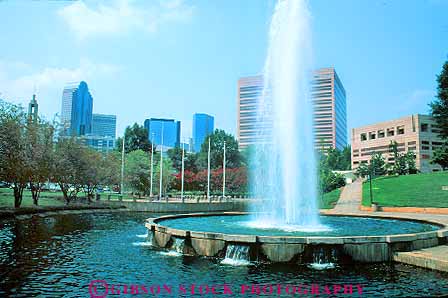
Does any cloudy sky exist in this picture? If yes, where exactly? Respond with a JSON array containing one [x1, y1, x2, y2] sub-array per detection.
[[0, 0, 447, 140]]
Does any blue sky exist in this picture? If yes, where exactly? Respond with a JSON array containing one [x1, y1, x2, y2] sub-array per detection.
[[0, 0, 447, 142]]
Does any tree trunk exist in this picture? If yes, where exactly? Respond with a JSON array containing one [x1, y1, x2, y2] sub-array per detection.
[[30, 182, 40, 206], [13, 186, 24, 208], [59, 183, 70, 205]]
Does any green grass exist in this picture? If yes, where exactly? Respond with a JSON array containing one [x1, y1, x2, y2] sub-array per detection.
[[362, 171, 448, 208], [0, 189, 65, 208], [320, 188, 342, 209]]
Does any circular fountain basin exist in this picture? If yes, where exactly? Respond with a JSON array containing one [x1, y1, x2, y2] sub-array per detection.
[[146, 212, 448, 263]]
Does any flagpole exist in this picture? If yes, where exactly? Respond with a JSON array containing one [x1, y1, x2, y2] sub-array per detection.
[[150, 133, 154, 198], [181, 141, 185, 203], [207, 138, 211, 203], [222, 141, 226, 199], [159, 124, 164, 201], [120, 136, 125, 200]]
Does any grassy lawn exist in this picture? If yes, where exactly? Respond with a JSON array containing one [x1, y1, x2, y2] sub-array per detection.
[[362, 171, 448, 207], [0, 189, 65, 208], [320, 188, 342, 209]]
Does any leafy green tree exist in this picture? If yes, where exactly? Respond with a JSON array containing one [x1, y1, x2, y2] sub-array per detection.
[[431, 143, 448, 170], [319, 146, 352, 171], [52, 137, 86, 204], [430, 60, 448, 139], [197, 129, 241, 170], [25, 118, 55, 205], [154, 156, 175, 196], [0, 100, 28, 207], [355, 152, 387, 177], [388, 141, 417, 175], [124, 150, 151, 196], [117, 123, 152, 153]]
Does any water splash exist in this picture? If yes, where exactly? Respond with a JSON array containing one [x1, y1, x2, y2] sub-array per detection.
[[160, 237, 184, 257], [221, 244, 251, 266], [308, 247, 337, 270], [249, 0, 321, 229], [132, 231, 153, 246]]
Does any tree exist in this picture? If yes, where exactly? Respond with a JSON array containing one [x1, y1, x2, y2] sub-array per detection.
[[52, 138, 86, 204], [25, 119, 54, 205], [154, 156, 175, 196], [355, 152, 387, 178], [117, 123, 152, 153], [430, 60, 448, 139], [388, 141, 417, 175], [318, 146, 352, 171], [0, 101, 28, 207], [197, 129, 241, 170], [431, 143, 448, 170], [167, 147, 184, 172], [124, 150, 151, 196], [81, 148, 104, 201]]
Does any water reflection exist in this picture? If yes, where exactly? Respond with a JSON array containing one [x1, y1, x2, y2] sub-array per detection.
[[0, 212, 447, 297]]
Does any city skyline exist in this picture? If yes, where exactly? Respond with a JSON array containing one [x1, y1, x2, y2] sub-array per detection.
[[0, 1, 447, 139]]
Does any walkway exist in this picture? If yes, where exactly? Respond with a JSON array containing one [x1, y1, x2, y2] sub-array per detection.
[[322, 179, 448, 273], [394, 246, 448, 272], [331, 179, 363, 213]]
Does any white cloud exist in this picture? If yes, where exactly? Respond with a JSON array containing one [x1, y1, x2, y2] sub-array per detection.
[[58, 0, 194, 40], [0, 59, 119, 118]]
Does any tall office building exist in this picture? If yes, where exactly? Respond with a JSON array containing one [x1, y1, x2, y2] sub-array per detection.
[[312, 67, 347, 150], [61, 81, 93, 136], [237, 75, 264, 149], [192, 113, 214, 152], [237, 68, 347, 150], [92, 113, 116, 138], [28, 94, 38, 122], [144, 118, 181, 150]]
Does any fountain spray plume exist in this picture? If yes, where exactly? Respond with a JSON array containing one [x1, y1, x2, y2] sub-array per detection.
[[249, 0, 324, 230]]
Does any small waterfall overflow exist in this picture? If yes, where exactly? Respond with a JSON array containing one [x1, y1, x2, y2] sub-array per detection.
[[308, 247, 337, 270], [221, 244, 251, 266]]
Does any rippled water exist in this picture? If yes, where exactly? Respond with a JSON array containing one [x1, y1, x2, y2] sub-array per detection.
[[0, 212, 447, 297], [160, 215, 440, 236]]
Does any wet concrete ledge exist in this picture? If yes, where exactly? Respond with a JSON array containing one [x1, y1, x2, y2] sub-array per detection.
[[146, 212, 448, 264]]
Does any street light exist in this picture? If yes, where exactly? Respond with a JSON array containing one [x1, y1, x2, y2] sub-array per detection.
[[150, 133, 154, 198]]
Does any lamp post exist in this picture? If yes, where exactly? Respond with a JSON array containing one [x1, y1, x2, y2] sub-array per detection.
[[150, 133, 154, 198], [207, 138, 211, 203]]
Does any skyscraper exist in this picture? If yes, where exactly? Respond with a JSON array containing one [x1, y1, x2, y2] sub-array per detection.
[[28, 94, 38, 122], [144, 118, 181, 150], [192, 113, 214, 152], [92, 113, 117, 138], [312, 67, 347, 150], [237, 68, 347, 150], [61, 81, 93, 136]]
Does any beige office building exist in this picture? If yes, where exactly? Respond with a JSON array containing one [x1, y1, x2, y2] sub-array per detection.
[[237, 68, 347, 150], [351, 114, 443, 173]]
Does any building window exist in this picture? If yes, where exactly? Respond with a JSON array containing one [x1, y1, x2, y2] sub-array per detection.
[[421, 146, 430, 150], [422, 140, 430, 145], [421, 123, 428, 132], [361, 133, 367, 141], [408, 146, 416, 151], [387, 128, 395, 137], [397, 126, 405, 135], [408, 141, 416, 145], [378, 130, 385, 138], [369, 132, 376, 140], [421, 154, 430, 159]]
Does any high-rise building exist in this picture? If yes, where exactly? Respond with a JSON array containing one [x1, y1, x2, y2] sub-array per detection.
[[237, 68, 347, 150], [28, 94, 38, 122], [312, 68, 347, 150], [79, 135, 116, 153], [192, 113, 214, 152], [61, 81, 93, 136], [237, 75, 264, 149], [92, 114, 116, 138], [144, 118, 181, 150]]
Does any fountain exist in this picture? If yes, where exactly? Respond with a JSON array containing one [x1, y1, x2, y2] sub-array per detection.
[[143, 0, 447, 265], [249, 0, 321, 230]]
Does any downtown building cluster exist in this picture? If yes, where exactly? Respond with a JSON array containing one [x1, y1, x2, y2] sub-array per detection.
[[237, 67, 442, 173]]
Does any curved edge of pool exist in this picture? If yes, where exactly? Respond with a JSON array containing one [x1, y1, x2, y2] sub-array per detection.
[[144, 212, 448, 263]]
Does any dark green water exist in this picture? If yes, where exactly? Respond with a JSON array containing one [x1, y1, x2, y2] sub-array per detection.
[[0, 212, 447, 297]]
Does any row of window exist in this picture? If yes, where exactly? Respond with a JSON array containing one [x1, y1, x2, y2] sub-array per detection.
[[360, 126, 405, 141]]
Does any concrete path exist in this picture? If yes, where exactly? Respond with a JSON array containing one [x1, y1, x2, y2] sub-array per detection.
[[331, 179, 363, 213], [394, 246, 448, 272]]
